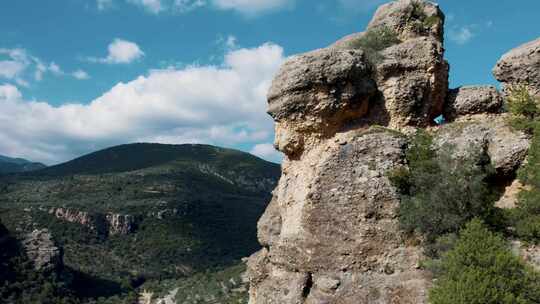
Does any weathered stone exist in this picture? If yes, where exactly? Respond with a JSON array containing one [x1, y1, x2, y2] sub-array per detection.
[[268, 48, 377, 156], [434, 115, 529, 176], [493, 37, 540, 96], [374, 36, 448, 128], [50, 207, 138, 236], [249, 129, 430, 304], [257, 196, 282, 247], [445, 86, 503, 119], [368, 0, 445, 41], [21, 229, 62, 272]]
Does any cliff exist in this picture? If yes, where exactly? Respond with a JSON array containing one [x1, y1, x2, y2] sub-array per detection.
[[247, 1, 539, 303]]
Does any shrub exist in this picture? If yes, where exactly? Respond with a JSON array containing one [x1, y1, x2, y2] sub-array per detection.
[[506, 85, 540, 133], [390, 130, 498, 242], [348, 26, 400, 63], [505, 85, 540, 243], [429, 219, 540, 304]]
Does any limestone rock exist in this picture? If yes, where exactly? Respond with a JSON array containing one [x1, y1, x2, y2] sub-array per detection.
[[434, 115, 529, 176], [493, 37, 540, 96], [21, 229, 62, 272], [50, 207, 138, 236], [445, 86, 503, 119], [248, 129, 430, 304], [374, 36, 448, 128], [268, 48, 377, 156], [368, 0, 445, 41], [106, 213, 137, 235]]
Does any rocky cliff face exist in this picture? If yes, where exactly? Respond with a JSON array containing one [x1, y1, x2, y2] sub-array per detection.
[[247, 1, 538, 303], [493, 38, 540, 96], [50, 207, 138, 236], [21, 229, 63, 273]]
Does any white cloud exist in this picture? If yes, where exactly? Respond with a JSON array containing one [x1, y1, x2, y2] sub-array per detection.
[[174, 0, 206, 12], [99, 0, 293, 15], [0, 48, 82, 84], [212, 0, 293, 15], [0, 60, 26, 79], [72, 70, 90, 80], [127, 0, 164, 13], [251, 143, 282, 163], [97, 0, 114, 10], [0, 48, 30, 80], [0, 43, 285, 164], [449, 26, 474, 45], [89, 39, 145, 64]]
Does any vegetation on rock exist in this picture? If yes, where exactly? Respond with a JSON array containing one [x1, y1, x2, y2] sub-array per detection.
[[505, 85, 540, 243], [389, 130, 498, 243], [429, 219, 540, 304], [348, 26, 400, 63]]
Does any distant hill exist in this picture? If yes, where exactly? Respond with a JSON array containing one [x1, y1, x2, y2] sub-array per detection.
[[36, 142, 279, 177], [0, 155, 46, 174], [0, 143, 281, 303]]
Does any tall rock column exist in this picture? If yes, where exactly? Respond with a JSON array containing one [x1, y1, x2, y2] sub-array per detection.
[[247, 1, 450, 303]]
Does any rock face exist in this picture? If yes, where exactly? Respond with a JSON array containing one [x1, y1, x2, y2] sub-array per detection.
[[249, 129, 429, 304], [50, 207, 138, 236], [444, 86, 503, 119], [21, 229, 63, 272], [247, 1, 537, 304], [433, 115, 529, 176], [493, 37, 540, 96], [268, 48, 377, 156], [329, 0, 448, 129]]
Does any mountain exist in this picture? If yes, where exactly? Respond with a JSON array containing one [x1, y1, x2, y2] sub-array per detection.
[[0, 143, 280, 303], [0, 155, 46, 174]]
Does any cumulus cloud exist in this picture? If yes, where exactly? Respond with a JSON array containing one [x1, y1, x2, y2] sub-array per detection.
[[251, 143, 282, 163], [72, 70, 90, 80], [0, 43, 285, 164], [0, 48, 83, 84], [448, 26, 474, 45], [89, 39, 145, 64]]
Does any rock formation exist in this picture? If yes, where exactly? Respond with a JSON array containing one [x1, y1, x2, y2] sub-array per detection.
[[444, 86, 503, 119], [50, 207, 138, 236], [247, 1, 537, 303], [493, 38, 540, 96], [21, 229, 63, 273]]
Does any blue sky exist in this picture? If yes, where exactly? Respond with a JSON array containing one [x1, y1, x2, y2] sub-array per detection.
[[0, 0, 538, 164]]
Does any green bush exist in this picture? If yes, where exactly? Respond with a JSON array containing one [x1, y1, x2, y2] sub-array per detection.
[[505, 85, 540, 243], [390, 130, 498, 242], [348, 26, 400, 63], [429, 219, 540, 304], [506, 85, 540, 134]]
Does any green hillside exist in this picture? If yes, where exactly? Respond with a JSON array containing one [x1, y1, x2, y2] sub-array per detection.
[[0, 155, 46, 174], [0, 143, 280, 303]]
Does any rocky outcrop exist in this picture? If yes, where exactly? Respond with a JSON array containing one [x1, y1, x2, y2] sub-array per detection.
[[493, 37, 540, 96], [329, 0, 448, 130], [249, 129, 429, 304], [444, 86, 503, 119], [106, 213, 138, 235], [268, 48, 377, 156], [433, 115, 529, 176], [247, 1, 537, 303], [21, 229, 62, 273], [50, 207, 138, 236]]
